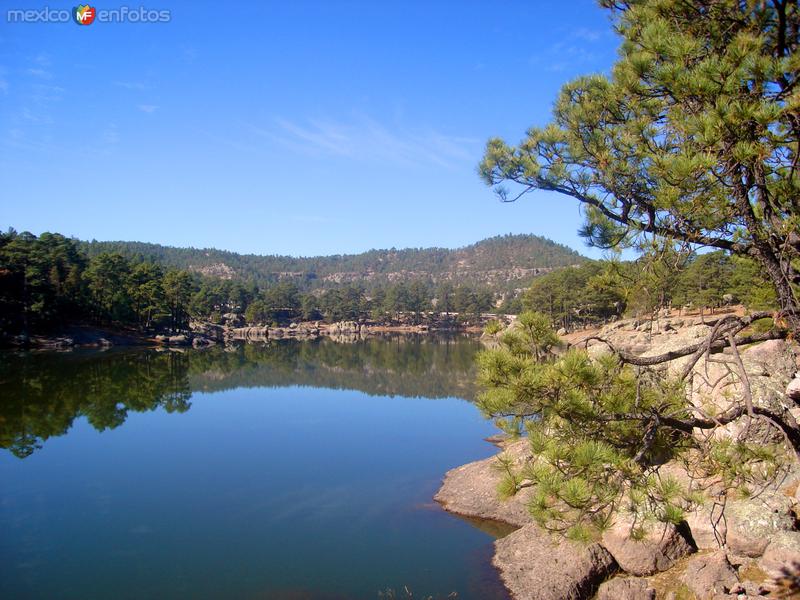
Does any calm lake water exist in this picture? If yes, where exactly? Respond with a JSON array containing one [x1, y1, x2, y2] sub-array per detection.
[[0, 336, 511, 600]]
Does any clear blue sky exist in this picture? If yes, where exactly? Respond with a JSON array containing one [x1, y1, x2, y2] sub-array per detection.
[[1, 0, 620, 257]]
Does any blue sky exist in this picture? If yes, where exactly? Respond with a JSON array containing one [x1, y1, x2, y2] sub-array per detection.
[[1, 1, 620, 257]]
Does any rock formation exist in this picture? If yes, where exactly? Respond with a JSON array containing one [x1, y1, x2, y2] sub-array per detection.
[[438, 313, 800, 599]]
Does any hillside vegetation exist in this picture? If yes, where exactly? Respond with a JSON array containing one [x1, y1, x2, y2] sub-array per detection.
[[81, 233, 585, 292], [0, 229, 585, 339]]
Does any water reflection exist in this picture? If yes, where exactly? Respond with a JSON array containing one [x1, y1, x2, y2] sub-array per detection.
[[0, 335, 480, 459]]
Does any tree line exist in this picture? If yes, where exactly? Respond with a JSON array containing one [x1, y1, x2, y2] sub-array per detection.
[[81, 233, 583, 293], [0, 229, 498, 338], [512, 250, 776, 331], [2, 228, 778, 339]]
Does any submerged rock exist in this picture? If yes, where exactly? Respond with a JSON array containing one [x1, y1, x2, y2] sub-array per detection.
[[493, 523, 617, 600]]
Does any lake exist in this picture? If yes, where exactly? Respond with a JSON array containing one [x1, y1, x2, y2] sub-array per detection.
[[0, 336, 512, 600]]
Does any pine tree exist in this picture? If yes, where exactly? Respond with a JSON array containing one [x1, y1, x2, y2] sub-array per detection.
[[480, 0, 800, 332], [477, 312, 789, 540]]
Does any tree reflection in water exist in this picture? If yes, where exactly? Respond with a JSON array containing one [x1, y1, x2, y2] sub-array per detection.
[[0, 334, 480, 459]]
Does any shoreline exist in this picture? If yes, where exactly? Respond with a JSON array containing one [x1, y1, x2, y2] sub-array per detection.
[[434, 437, 800, 600], [1, 319, 485, 351], [435, 313, 800, 600]]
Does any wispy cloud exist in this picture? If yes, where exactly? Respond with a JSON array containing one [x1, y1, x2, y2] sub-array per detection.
[[29, 83, 64, 108], [1, 127, 57, 153], [259, 114, 477, 169], [137, 104, 158, 114], [530, 26, 615, 73], [32, 52, 51, 67], [114, 80, 147, 90], [0, 78, 7, 95], [180, 45, 198, 64], [102, 124, 119, 145], [27, 68, 52, 79], [22, 107, 53, 124], [540, 42, 598, 72], [572, 27, 603, 42]]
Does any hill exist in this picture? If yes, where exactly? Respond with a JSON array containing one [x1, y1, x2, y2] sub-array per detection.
[[81, 233, 586, 292]]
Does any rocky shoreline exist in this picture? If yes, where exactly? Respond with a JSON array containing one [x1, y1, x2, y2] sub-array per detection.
[[437, 441, 800, 600], [3, 319, 485, 351], [183, 319, 481, 346], [437, 313, 800, 600]]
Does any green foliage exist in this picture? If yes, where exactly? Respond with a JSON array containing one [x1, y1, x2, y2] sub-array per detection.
[[480, 0, 800, 330], [522, 249, 777, 324], [0, 229, 207, 335], [82, 233, 584, 297], [673, 251, 777, 311], [483, 319, 503, 335], [0, 229, 510, 337], [523, 262, 624, 328], [477, 315, 786, 538], [700, 438, 788, 492], [0, 230, 87, 332], [510, 311, 561, 361], [162, 270, 193, 332]]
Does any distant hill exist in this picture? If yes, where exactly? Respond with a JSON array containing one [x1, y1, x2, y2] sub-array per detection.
[[81, 233, 587, 292]]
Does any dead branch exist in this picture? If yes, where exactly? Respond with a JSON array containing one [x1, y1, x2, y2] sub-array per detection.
[[572, 312, 784, 372]]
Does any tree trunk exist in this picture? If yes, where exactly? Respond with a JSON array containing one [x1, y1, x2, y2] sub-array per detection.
[[755, 244, 800, 334]]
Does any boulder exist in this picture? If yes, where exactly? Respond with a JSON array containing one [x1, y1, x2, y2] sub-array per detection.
[[686, 502, 728, 551], [759, 531, 800, 580], [434, 441, 533, 527], [220, 312, 244, 327], [595, 577, 655, 600], [743, 339, 792, 374], [686, 491, 794, 558], [740, 339, 797, 411], [190, 321, 226, 342], [725, 494, 797, 558], [493, 523, 617, 600], [786, 375, 800, 403], [601, 517, 694, 575], [229, 326, 269, 341], [686, 484, 797, 559], [682, 551, 739, 599], [327, 320, 362, 334]]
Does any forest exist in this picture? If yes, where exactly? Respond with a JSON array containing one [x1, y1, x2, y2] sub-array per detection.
[[509, 250, 777, 330], [0, 227, 778, 341], [81, 232, 584, 293], [0, 229, 500, 338]]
